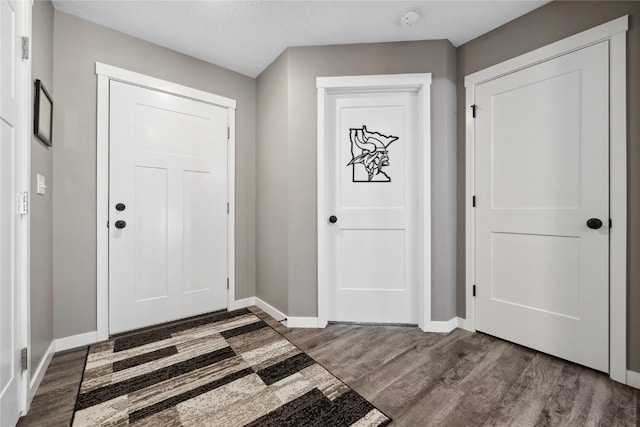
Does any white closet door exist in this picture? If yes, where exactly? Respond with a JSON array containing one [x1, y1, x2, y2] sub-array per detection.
[[474, 41, 609, 371], [1, 0, 22, 424]]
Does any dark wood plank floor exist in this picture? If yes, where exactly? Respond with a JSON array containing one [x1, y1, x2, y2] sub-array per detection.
[[17, 347, 87, 427], [19, 307, 639, 426]]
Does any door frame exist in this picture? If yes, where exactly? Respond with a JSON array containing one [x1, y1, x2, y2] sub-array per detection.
[[464, 16, 628, 384], [14, 0, 32, 415], [316, 73, 433, 331], [95, 63, 236, 341]]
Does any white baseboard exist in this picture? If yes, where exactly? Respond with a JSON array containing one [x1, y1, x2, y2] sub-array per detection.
[[424, 317, 463, 333], [627, 370, 640, 389], [233, 297, 318, 328], [285, 317, 320, 328], [55, 331, 98, 352], [254, 297, 287, 322], [460, 317, 475, 332], [229, 297, 256, 310], [28, 341, 55, 409]]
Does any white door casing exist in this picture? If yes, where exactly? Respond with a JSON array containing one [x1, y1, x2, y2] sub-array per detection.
[[475, 41, 609, 372], [0, 0, 20, 423], [107, 79, 232, 334], [317, 74, 432, 330], [96, 64, 236, 340], [1, 0, 30, 421], [465, 17, 628, 382]]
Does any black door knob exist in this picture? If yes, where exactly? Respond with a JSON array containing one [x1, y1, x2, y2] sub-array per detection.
[[586, 218, 603, 229], [115, 220, 127, 229], [329, 215, 338, 224], [115, 203, 126, 211]]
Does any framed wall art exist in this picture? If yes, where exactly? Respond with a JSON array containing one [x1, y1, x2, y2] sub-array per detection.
[[34, 79, 53, 146]]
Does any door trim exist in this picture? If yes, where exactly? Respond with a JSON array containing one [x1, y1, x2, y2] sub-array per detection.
[[15, 0, 32, 415], [464, 16, 628, 384], [95, 63, 237, 341], [316, 73, 433, 331]]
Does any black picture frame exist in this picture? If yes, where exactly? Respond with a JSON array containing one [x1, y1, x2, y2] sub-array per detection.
[[34, 79, 53, 146]]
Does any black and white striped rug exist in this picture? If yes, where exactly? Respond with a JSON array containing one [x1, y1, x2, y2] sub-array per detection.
[[72, 308, 391, 426]]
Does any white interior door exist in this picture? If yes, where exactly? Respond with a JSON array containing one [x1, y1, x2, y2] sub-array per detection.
[[109, 81, 229, 334], [474, 41, 609, 371], [325, 92, 419, 324], [0, 0, 21, 424]]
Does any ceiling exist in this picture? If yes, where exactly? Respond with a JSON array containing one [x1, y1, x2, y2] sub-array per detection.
[[51, 1, 551, 78]]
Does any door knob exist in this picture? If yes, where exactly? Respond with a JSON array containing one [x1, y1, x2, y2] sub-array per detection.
[[329, 215, 338, 224], [115, 220, 127, 229], [115, 203, 126, 211], [586, 218, 603, 229]]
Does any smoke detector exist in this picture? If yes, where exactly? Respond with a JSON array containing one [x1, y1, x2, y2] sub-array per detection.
[[400, 9, 420, 27]]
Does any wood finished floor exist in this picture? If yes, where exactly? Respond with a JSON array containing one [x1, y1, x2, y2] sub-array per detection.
[[19, 307, 639, 426]]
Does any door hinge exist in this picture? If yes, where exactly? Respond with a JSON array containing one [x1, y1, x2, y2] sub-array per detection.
[[227, 278, 229, 290], [472, 195, 476, 208], [227, 127, 230, 140], [471, 104, 477, 118], [21, 348, 27, 371], [21, 37, 29, 60], [16, 192, 28, 215], [609, 218, 612, 229], [473, 285, 476, 297], [227, 202, 230, 214]]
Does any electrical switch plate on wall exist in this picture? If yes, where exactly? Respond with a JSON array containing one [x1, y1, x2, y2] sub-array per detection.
[[36, 174, 47, 195]]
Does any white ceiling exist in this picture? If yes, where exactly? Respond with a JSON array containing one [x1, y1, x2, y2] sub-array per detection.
[[51, 1, 550, 78]]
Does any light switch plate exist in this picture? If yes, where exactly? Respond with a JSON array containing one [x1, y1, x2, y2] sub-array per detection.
[[36, 174, 47, 195]]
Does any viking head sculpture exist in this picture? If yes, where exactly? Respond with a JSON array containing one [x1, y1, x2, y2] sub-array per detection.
[[347, 125, 398, 181]]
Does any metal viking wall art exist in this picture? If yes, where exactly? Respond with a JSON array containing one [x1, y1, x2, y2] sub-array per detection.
[[347, 125, 398, 182]]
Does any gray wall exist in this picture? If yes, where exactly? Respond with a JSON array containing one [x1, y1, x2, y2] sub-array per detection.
[[30, 0, 55, 378], [456, 1, 640, 370], [256, 41, 458, 320], [52, 11, 256, 338], [255, 50, 289, 314]]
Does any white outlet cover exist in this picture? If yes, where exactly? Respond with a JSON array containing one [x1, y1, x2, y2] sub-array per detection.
[[37, 174, 47, 195]]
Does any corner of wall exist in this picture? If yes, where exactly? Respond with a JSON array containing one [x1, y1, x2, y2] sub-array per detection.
[[431, 69, 459, 321], [445, 39, 458, 321], [255, 48, 290, 315]]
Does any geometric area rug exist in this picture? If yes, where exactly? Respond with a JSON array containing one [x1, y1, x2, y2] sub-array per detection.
[[72, 308, 391, 426]]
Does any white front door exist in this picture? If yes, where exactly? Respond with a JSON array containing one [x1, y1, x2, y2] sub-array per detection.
[[0, 0, 22, 424], [109, 81, 229, 334], [325, 92, 419, 324], [474, 41, 609, 371]]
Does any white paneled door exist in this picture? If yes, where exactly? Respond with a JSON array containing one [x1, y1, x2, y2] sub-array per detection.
[[325, 92, 419, 324], [1, 0, 22, 424], [474, 41, 609, 371], [109, 81, 229, 334]]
